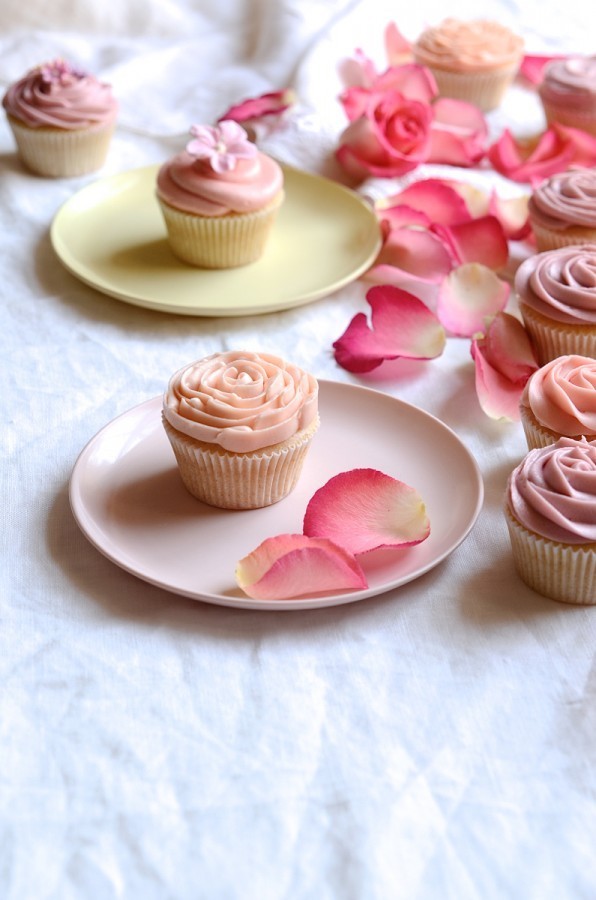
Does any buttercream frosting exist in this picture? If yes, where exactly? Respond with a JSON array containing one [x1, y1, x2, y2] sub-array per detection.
[[507, 437, 596, 544], [2, 59, 117, 130], [156, 150, 283, 217], [528, 168, 596, 233], [515, 244, 596, 325], [413, 18, 523, 72], [163, 351, 319, 453], [521, 355, 596, 436], [539, 56, 596, 113]]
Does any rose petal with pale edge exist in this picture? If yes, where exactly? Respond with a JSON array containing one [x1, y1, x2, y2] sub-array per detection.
[[554, 123, 596, 167], [433, 216, 509, 270], [333, 284, 446, 373], [479, 311, 538, 383], [218, 89, 295, 123], [488, 191, 531, 240], [383, 179, 472, 225], [236, 534, 367, 600], [374, 202, 432, 230], [442, 180, 489, 218], [487, 128, 576, 184], [384, 22, 413, 65], [519, 54, 566, 86], [369, 226, 454, 283], [427, 98, 488, 167], [437, 264, 510, 337], [303, 469, 430, 555]]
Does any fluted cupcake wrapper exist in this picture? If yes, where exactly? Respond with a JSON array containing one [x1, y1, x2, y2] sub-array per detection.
[[540, 100, 596, 136], [162, 414, 318, 509], [158, 191, 284, 269], [529, 219, 596, 253], [419, 62, 520, 111], [520, 405, 596, 450], [519, 302, 596, 366], [8, 115, 115, 177], [505, 506, 596, 605]]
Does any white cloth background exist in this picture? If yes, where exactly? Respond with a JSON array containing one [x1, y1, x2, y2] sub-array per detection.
[[1, 2, 595, 898]]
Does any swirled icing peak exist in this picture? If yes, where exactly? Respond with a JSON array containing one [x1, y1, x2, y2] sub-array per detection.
[[2, 58, 117, 129], [540, 56, 596, 109], [528, 168, 596, 232], [414, 18, 523, 71], [163, 351, 319, 453], [515, 243, 596, 325], [507, 437, 596, 544], [156, 122, 283, 216], [522, 355, 596, 436]]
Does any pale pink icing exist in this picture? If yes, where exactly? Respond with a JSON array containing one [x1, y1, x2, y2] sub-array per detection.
[[528, 169, 596, 233], [156, 151, 283, 216], [515, 244, 596, 325], [413, 18, 523, 72], [522, 355, 596, 436], [2, 61, 117, 129], [163, 351, 318, 453], [539, 56, 596, 113], [507, 437, 596, 544]]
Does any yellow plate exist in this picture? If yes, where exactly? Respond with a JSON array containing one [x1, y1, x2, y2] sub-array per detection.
[[50, 163, 382, 317]]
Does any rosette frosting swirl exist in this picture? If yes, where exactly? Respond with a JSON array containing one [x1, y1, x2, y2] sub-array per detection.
[[414, 18, 523, 71], [540, 56, 596, 110], [528, 168, 596, 232], [163, 351, 319, 452], [515, 244, 596, 324], [508, 437, 596, 544], [522, 355, 596, 435], [2, 59, 117, 129]]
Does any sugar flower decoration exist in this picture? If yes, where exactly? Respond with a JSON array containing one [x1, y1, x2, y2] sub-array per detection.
[[186, 120, 257, 173], [39, 59, 86, 85]]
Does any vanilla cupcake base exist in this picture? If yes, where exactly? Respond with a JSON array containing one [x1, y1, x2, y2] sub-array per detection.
[[416, 62, 520, 111], [529, 219, 596, 253], [162, 413, 318, 509], [520, 403, 595, 449], [540, 100, 596, 136], [519, 301, 596, 365], [7, 114, 115, 177], [505, 506, 596, 604], [158, 191, 284, 269]]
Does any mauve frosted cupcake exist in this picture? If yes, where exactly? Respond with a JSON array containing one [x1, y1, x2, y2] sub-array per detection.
[[2, 58, 117, 177], [505, 437, 596, 604], [162, 350, 319, 509], [412, 18, 524, 112], [520, 355, 596, 448], [539, 56, 596, 135], [156, 121, 284, 268], [515, 243, 596, 364], [528, 168, 596, 251]]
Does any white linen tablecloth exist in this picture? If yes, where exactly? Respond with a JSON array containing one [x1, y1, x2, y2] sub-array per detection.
[[1, 1, 595, 898]]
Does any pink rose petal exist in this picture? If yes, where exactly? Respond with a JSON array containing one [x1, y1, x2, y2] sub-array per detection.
[[487, 128, 576, 184], [368, 226, 454, 283], [519, 54, 566, 87], [218, 89, 295, 124], [555, 123, 596, 167], [488, 191, 531, 240], [303, 468, 430, 555], [333, 284, 446, 373], [436, 264, 510, 337], [236, 534, 367, 600], [471, 313, 538, 420], [427, 98, 488, 167], [433, 216, 509, 270], [442, 180, 489, 217], [374, 201, 432, 230], [383, 179, 472, 225], [373, 64, 437, 103], [384, 22, 413, 65]]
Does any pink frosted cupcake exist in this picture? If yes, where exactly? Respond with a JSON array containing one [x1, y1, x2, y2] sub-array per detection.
[[515, 243, 596, 364], [539, 56, 596, 135], [2, 58, 118, 177], [505, 437, 596, 604], [520, 355, 596, 448], [162, 350, 319, 509], [156, 121, 284, 268], [528, 168, 596, 251], [412, 18, 524, 111]]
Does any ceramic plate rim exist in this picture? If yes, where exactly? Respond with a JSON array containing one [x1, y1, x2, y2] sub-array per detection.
[[68, 380, 484, 611], [50, 163, 382, 317]]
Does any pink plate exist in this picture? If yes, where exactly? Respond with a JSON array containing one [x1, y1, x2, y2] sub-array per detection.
[[69, 380, 483, 610]]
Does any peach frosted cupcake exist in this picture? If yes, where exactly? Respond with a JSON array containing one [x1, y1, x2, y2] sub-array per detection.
[[505, 437, 596, 604], [156, 121, 284, 268], [520, 355, 596, 449], [539, 56, 596, 135], [162, 350, 319, 509], [515, 243, 596, 364], [2, 58, 117, 177], [528, 168, 596, 252], [412, 18, 524, 111]]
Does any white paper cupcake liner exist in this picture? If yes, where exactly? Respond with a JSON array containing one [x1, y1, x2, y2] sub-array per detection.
[[520, 405, 596, 450], [7, 115, 115, 177], [158, 191, 284, 269], [540, 100, 596, 136], [505, 507, 596, 604], [529, 220, 596, 253], [519, 302, 596, 366], [419, 62, 520, 111], [162, 414, 318, 509]]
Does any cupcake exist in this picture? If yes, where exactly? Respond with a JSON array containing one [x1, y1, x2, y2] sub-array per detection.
[[539, 56, 596, 136], [156, 121, 284, 268], [504, 437, 596, 604], [515, 243, 596, 364], [162, 350, 319, 509], [2, 58, 117, 177], [412, 18, 524, 112], [520, 355, 596, 448], [528, 168, 596, 252]]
